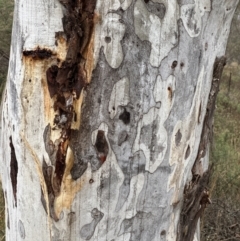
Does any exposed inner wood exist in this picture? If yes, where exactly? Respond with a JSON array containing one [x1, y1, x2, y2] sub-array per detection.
[[41, 0, 97, 220]]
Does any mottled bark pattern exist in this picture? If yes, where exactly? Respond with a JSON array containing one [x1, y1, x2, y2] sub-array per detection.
[[0, 0, 238, 240]]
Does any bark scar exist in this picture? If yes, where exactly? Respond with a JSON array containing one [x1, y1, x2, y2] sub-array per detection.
[[42, 0, 97, 221]]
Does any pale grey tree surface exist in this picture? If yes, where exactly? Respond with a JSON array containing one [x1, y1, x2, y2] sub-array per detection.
[[0, 0, 238, 241]]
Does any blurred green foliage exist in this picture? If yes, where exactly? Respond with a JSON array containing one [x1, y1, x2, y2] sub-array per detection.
[[0, 0, 14, 99], [226, 5, 240, 63]]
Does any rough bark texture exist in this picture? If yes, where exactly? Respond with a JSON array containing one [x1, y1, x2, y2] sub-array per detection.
[[0, 0, 238, 241]]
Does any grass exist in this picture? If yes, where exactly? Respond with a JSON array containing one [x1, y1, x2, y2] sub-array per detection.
[[201, 65, 240, 240], [213, 65, 240, 188], [0, 0, 14, 100]]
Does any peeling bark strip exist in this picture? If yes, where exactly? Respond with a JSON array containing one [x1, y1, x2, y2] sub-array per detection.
[[46, 0, 97, 98], [9, 137, 18, 206], [41, 0, 97, 220], [178, 171, 211, 241], [178, 56, 227, 241]]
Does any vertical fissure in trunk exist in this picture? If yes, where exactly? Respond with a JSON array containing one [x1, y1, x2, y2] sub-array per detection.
[[9, 136, 18, 207]]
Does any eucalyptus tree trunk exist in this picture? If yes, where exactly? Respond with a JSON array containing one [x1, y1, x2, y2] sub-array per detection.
[[0, 0, 238, 240]]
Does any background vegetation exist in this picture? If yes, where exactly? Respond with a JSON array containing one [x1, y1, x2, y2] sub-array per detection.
[[0, 0, 13, 99], [0, 1, 240, 241]]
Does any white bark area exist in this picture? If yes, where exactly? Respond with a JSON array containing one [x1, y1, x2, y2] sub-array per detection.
[[0, 0, 238, 241]]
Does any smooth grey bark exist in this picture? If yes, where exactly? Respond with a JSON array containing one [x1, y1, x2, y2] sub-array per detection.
[[0, 0, 238, 241]]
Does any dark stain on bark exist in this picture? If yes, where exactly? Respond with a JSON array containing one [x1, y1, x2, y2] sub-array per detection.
[[89, 178, 94, 184], [23, 47, 53, 59], [198, 103, 202, 123], [119, 107, 131, 125], [104, 36, 112, 43], [68, 212, 76, 225], [178, 56, 226, 241], [185, 145, 190, 160], [9, 136, 18, 207], [160, 230, 166, 236], [171, 60, 178, 69], [168, 86, 173, 101], [46, 65, 59, 98], [95, 130, 109, 165], [175, 129, 182, 146]]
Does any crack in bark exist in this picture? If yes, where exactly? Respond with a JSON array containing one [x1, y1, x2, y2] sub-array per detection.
[[9, 136, 18, 207], [177, 56, 226, 241]]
